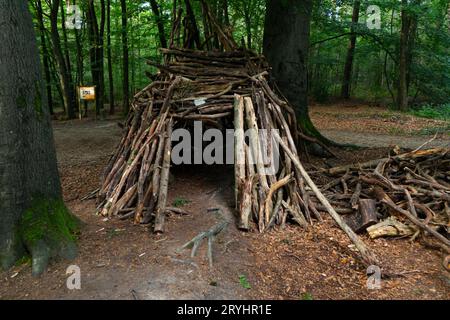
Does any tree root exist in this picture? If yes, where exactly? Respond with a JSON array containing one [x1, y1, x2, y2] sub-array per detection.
[[19, 197, 80, 276]]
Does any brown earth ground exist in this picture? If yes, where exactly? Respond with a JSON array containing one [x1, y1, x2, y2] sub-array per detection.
[[0, 103, 449, 300], [311, 102, 449, 149]]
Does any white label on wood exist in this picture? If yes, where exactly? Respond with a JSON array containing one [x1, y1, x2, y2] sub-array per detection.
[[194, 98, 206, 106]]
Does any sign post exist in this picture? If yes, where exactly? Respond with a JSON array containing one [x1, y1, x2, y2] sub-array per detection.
[[77, 86, 96, 119]]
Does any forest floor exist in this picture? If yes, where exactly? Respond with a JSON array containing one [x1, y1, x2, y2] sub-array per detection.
[[0, 103, 449, 300], [311, 102, 449, 148]]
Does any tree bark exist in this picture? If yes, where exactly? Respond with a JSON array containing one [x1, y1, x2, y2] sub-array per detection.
[[398, 0, 410, 111], [263, 0, 329, 143], [73, 0, 84, 85], [87, 0, 105, 117], [99, 0, 106, 115], [243, 5, 252, 49], [184, 0, 201, 49], [340, 0, 360, 99], [60, 0, 73, 88], [107, 0, 115, 114], [150, 0, 168, 49], [49, 0, 76, 119], [36, 0, 54, 115], [0, 0, 75, 274], [222, 0, 230, 27], [121, 0, 130, 114]]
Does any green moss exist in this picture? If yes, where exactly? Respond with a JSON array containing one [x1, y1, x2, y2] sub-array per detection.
[[11, 197, 81, 275], [19, 197, 80, 249], [14, 255, 31, 267]]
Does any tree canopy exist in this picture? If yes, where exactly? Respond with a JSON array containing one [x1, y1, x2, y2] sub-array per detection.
[[30, 0, 449, 118]]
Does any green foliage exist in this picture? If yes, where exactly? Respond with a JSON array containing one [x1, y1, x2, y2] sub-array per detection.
[[310, 0, 450, 107], [238, 274, 251, 289], [301, 292, 314, 300], [409, 104, 450, 121], [29, 0, 449, 111], [172, 197, 190, 208]]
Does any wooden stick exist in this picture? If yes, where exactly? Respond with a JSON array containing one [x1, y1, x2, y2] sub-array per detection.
[[372, 186, 450, 247], [273, 131, 379, 266], [154, 120, 173, 233], [234, 95, 245, 209]]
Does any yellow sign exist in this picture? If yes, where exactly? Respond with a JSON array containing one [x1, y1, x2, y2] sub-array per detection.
[[79, 86, 96, 101]]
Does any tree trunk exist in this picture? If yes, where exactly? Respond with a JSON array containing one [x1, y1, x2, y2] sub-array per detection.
[[184, 0, 201, 49], [244, 7, 252, 49], [263, 0, 328, 143], [49, 0, 76, 119], [36, 0, 54, 115], [150, 0, 168, 49], [406, 0, 420, 92], [60, 0, 73, 87], [340, 0, 360, 99], [99, 0, 106, 115], [222, 0, 230, 26], [107, 0, 115, 114], [87, 0, 105, 117], [398, 0, 410, 111], [0, 0, 77, 275], [74, 6, 84, 86], [121, 0, 130, 115]]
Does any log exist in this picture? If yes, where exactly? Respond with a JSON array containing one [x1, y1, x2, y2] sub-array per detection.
[[367, 217, 416, 239], [244, 97, 269, 191], [234, 95, 245, 209], [350, 182, 362, 209], [238, 177, 253, 231], [344, 199, 378, 233], [359, 199, 379, 230], [154, 120, 173, 233]]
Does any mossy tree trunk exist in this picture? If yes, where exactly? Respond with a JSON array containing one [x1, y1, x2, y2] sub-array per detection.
[[263, 0, 333, 145], [0, 0, 78, 276]]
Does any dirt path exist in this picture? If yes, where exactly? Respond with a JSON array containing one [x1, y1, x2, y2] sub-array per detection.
[[310, 103, 449, 137], [321, 129, 450, 149]]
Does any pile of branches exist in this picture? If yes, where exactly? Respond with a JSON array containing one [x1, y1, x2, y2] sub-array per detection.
[[317, 148, 450, 268]]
